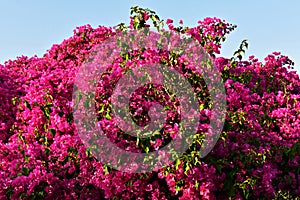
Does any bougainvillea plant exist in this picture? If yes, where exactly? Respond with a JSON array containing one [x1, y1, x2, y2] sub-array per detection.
[[0, 6, 299, 199]]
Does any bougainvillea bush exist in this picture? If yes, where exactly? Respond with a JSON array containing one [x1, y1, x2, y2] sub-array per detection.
[[0, 6, 299, 199]]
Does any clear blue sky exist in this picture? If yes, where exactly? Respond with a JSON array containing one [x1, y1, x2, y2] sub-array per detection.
[[1, 0, 299, 72]]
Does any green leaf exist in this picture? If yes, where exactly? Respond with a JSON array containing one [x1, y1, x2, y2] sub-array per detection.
[[40, 105, 50, 120], [199, 104, 205, 111], [175, 159, 181, 170], [22, 166, 29, 176], [195, 181, 199, 188], [50, 128, 56, 137], [144, 146, 149, 153], [105, 113, 111, 120], [103, 165, 109, 175], [12, 97, 17, 105], [44, 147, 50, 156], [24, 100, 31, 110], [98, 104, 105, 114]]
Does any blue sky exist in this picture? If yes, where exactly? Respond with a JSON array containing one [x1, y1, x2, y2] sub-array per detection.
[[1, 0, 299, 72]]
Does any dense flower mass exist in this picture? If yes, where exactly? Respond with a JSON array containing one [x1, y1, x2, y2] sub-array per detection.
[[0, 6, 299, 199]]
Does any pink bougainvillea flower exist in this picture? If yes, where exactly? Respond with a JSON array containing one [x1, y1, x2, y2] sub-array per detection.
[[166, 18, 173, 24]]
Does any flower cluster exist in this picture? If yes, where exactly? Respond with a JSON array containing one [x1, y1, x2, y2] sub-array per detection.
[[0, 6, 299, 200]]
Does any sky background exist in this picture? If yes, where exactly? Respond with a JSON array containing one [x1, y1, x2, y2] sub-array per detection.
[[0, 0, 299, 72]]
